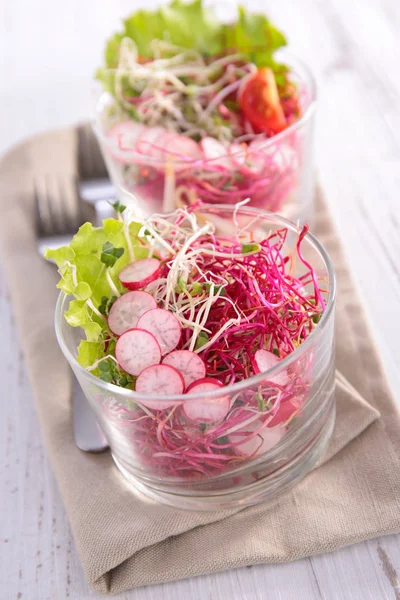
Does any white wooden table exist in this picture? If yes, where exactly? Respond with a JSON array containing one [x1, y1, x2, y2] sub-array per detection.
[[1, 0, 400, 598]]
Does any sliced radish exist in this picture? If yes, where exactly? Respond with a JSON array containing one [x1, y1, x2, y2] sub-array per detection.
[[107, 121, 146, 163], [136, 364, 184, 409], [228, 420, 286, 457], [162, 350, 206, 389], [200, 137, 232, 170], [108, 291, 157, 336], [253, 349, 289, 387], [137, 308, 181, 355], [165, 134, 202, 162], [119, 258, 162, 291], [229, 142, 247, 167], [136, 126, 166, 160], [135, 126, 202, 171], [115, 328, 161, 376], [268, 397, 302, 427], [183, 378, 230, 423]]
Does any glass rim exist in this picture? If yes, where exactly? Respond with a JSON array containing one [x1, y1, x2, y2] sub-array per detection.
[[55, 203, 336, 403], [92, 51, 317, 167]]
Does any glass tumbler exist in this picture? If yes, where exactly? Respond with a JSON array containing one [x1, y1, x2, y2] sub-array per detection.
[[93, 53, 316, 224], [55, 205, 335, 510]]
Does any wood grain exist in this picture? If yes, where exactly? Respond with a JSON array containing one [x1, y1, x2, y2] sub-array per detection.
[[1, 0, 400, 598]]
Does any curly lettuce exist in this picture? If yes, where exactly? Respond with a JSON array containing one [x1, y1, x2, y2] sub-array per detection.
[[46, 217, 147, 369], [96, 0, 287, 89]]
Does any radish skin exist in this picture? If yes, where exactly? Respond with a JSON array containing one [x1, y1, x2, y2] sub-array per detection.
[[136, 128, 201, 170], [108, 291, 157, 336], [137, 308, 181, 355], [201, 137, 231, 169], [119, 258, 162, 291], [184, 378, 230, 423], [115, 328, 161, 376], [268, 397, 302, 427], [229, 420, 286, 457], [253, 349, 289, 386], [136, 364, 184, 409], [162, 350, 206, 389], [136, 126, 166, 160], [107, 121, 145, 163], [165, 134, 202, 163]]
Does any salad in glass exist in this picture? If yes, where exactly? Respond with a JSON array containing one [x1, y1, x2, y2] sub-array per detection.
[[48, 200, 335, 508], [94, 1, 316, 222]]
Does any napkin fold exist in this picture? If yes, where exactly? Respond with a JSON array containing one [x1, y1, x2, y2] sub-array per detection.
[[1, 127, 400, 595]]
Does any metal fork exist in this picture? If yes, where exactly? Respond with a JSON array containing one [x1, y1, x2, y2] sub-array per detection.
[[34, 174, 109, 453]]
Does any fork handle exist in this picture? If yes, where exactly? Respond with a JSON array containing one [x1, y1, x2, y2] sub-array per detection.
[[72, 373, 109, 453]]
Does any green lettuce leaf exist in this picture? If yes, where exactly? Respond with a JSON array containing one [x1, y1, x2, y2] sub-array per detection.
[[222, 6, 287, 70], [122, 0, 221, 58], [96, 0, 287, 90], [45, 217, 145, 364], [64, 300, 104, 342], [76, 340, 105, 369]]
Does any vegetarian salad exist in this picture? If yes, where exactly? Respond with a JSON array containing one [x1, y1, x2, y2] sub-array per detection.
[[95, 1, 311, 216], [48, 202, 328, 478]]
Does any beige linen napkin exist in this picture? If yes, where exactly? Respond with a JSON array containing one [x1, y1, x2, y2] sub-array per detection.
[[1, 127, 400, 595]]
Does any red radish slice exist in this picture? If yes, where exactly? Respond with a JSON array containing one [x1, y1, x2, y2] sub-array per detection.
[[115, 328, 161, 376], [200, 137, 232, 169], [268, 397, 302, 427], [162, 350, 206, 389], [108, 291, 157, 336], [136, 127, 201, 171], [253, 349, 289, 387], [137, 308, 181, 355], [152, 131, 177, 158], [183, 378, 230, 423], [135, 364, 184, 409], [165, 135, 202, 162], [185, 377, 223, 392], [229, 142, 247, 167], [119, 258, 162, 291], [136, 127, 166, 160], [229, 420, 285, 457], [107, 121, 146, 163]]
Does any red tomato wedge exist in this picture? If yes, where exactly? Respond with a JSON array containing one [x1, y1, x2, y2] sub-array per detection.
[[239, 68, 287, 135]]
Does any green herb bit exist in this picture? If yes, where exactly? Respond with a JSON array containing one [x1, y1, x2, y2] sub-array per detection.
[[106, 339, 117, 355], [175, 276, 187, 294], [215, 435, 229, 446], [272, 348, 280, 358], [98, 360, 112, 373], [100, 241, 125, 267], [191, 282, 204, 296], [241, 243, 261, 255], [98, 357, 134, 387], [99, 371, 113, 383], [223, 100, 240, 112], [108, 200, 126, 214], [98, 358, 116, 383], [255, 391, 265, 412], [98, 295, 117, 316], [195, 331, 209, 350], [205, 283, 226, 296], [200, 423, 208, 433], [312, 312, 322, 324]]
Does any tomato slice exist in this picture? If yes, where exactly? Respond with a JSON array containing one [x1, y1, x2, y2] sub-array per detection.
[[239, 67, 287, 135]]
